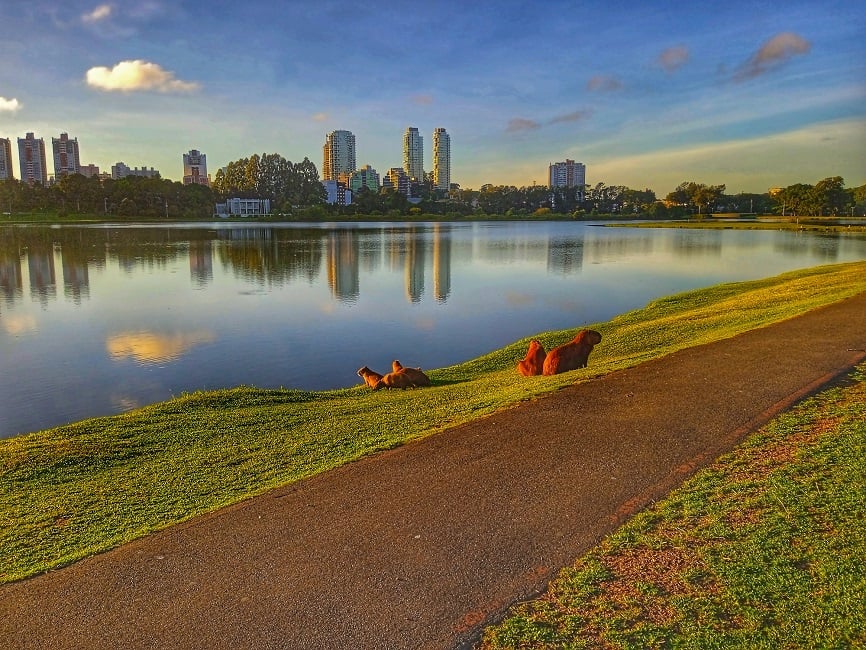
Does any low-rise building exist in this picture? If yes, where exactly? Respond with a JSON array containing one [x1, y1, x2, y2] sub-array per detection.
[[215, 197, 272, 217], [322, 180, 352, 206], [112, 162, 160, 179]]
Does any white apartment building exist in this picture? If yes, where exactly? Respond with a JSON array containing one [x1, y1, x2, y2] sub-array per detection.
[[322, 130, 357, 183], [215, 198, 272, 217], [403, 127, 423, 181], [183, 149, 209, 186], [548, 159, 586, 189], [18, 133, 48, 185], [0, 138, 13, 180], [432, 127, 451, 192], [52, 133, 81, 179]]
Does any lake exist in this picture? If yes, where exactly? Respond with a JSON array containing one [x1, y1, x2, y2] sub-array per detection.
[[2, 220, 865, 439]]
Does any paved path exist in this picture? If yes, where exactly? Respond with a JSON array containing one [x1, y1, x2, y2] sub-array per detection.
[[3, 293, 865, 650]]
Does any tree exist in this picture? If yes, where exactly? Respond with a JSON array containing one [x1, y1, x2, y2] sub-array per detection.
[[813, 176, 850, 216], [665, 181, 725, 215]]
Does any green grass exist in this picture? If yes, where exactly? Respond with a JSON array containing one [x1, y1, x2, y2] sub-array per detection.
[[479, 363, 866, 649], [1, 261, 865, 584]]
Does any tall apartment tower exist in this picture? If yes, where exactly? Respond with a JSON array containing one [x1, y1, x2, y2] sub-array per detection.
[[322, 130, 357, 183], [183, 149, 209, 186], [548, 159, 586, 189], [18, 133, 48, 185], [432, 128, 451, 192], [52, 133, 81, 179], [0, 138, 14, 180], [403, 127, 424, 181]]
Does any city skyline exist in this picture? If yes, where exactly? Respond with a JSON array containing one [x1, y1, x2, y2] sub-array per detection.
[[0, 1, 863, 195]]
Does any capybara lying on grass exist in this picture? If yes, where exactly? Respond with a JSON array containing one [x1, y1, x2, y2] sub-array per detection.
[[358, 362, 431, 390], [517, 339, 546, 376], [391, 360, 432, 387], [542, 329, 602, 375]]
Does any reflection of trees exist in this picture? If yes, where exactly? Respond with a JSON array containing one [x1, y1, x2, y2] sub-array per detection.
[[669, 229, 723, 258], [547, 237, 584, 274], [584, 231, 653, 263], [216, 228, 324, 287], [774, 232, 841, 261]]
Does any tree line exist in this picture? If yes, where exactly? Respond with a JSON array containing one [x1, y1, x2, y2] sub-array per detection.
[[1, 160, 863, 218]]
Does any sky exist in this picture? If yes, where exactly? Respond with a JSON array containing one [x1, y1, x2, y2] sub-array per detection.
[[0, 0, 864, 196]]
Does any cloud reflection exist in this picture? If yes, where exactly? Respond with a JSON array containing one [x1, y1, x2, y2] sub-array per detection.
[[106, 330, 216, 364]]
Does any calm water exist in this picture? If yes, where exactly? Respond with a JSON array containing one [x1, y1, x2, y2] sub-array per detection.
[[2, 220, 865, 438]]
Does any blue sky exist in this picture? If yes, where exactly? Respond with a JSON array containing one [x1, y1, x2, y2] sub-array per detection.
[[1, 0, 864, 195]]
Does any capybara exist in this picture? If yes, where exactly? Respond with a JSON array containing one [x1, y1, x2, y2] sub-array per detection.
[[391, 360, 432, 387], [517, 339, 546, 377], [542, 329, 602, 375], [357, 366, 384, 388]]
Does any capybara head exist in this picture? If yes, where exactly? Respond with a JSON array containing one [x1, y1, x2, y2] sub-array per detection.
[[392, 359, 404, 372], [574, 329, 602, 345], [357, 366, 384, 388], [517, 339, 546, 377]]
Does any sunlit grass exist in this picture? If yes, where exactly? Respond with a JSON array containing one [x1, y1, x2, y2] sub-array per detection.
[[1, 261, 865, 583]]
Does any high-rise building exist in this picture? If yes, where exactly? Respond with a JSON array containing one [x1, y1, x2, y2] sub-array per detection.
[[18, 133, 48, 185], [52, 133, 81, 179], [403, 127, 423, 181], [0, 138, 13, 180], [548, 159, 586, 189], [183, 149, 209, 186], [322, 130, 357, 183], [432, 127, 451, 192]]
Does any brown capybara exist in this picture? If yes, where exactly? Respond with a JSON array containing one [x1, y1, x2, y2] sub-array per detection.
[[542, 329, 602, 375], [357, 366, 385, 388], [391, 360, 432, 387], [517, 339, 546, 376]]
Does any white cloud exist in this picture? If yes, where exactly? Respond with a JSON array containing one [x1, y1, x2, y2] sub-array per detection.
[[82, 4, 113, 23], [0, 97, 21, 112], [85, 60, 200, 93]]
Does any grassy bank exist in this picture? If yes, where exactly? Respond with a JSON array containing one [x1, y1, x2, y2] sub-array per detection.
[[480, 362, 866, 649], [2, 261, 865, 584]]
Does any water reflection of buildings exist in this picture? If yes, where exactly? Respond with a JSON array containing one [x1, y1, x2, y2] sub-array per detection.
[[189, 240, 213, 286], [61, 250, 90, 304], [432, 223, 451, 303], [0, 251, 23, 304], [404, 230, 424, 303], [327, 230, 360, 302], [27, 247, 57, 305]]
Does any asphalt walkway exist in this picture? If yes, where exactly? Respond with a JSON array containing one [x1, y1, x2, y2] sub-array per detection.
[[3, 292, 865, 650]]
